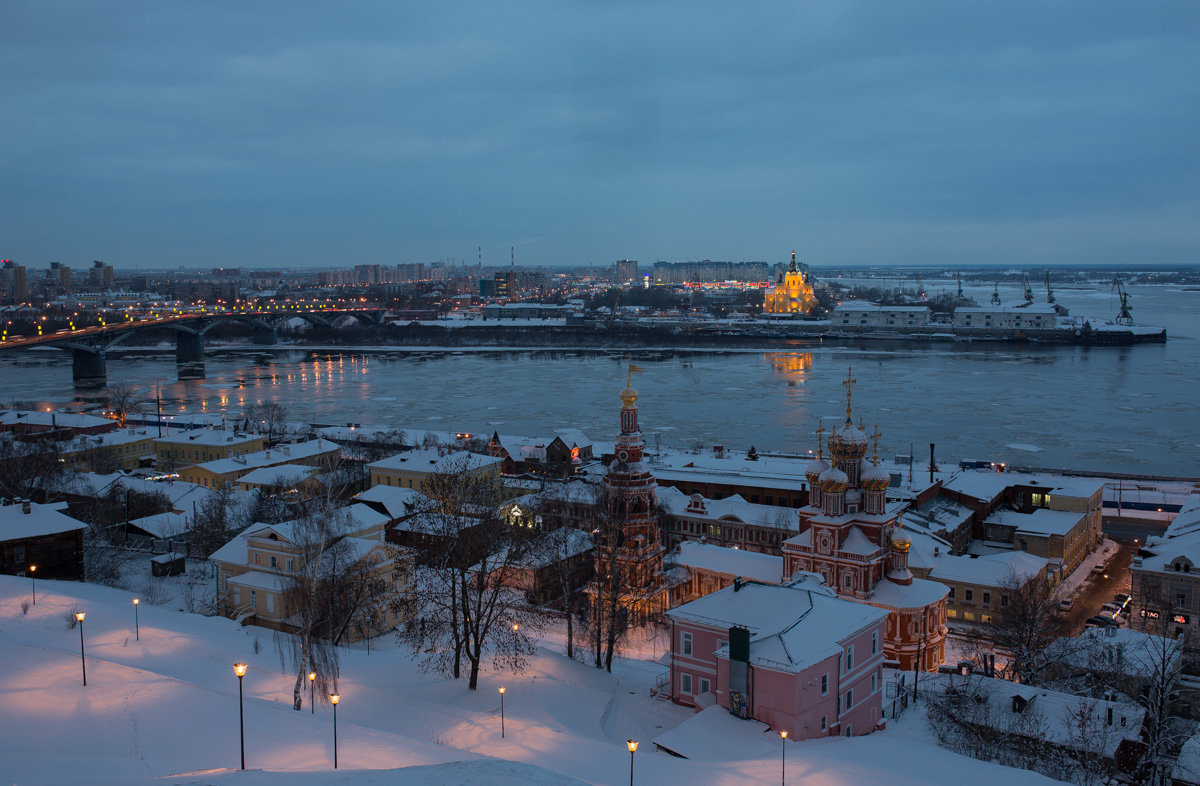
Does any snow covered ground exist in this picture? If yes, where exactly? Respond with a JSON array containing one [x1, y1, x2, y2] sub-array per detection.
[[0, 575, 1067, 785]]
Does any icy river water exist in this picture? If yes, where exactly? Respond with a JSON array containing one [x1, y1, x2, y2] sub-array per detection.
[[2, 283, 1197, 476]]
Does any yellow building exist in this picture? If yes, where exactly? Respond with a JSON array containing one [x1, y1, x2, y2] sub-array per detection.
[[179, 439, 340, 489], [62, 429, 158, 472], [367, 448, 505, 495], [763, 250, 816, 315], [211, 505, 415, 641], [155, 430, 266, 469]]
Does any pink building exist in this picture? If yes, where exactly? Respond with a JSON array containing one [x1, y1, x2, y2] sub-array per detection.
[[665, 573, 889, 739]]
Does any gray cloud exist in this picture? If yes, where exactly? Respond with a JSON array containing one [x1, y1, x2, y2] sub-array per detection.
[[2, 1, 1198, 268]]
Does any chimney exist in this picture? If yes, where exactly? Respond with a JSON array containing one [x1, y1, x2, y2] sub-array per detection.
[[22, 500, 32, 514], [929, 442, 936, 483]]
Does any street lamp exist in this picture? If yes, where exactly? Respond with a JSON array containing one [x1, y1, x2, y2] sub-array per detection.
[[234, 663, 247, 770], [330, 694, 341, 769], [780, 730, 788, 785], [499, 686, 505, 738], [627, 739, 638, 786], [132, 598, 140, 641], [29, 565, 36, 605], [73, 611, 89, 686], [309, 671, 317, 715]]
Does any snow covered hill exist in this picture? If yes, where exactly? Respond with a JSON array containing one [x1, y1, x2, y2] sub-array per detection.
[[0, 576, 1064, 784]]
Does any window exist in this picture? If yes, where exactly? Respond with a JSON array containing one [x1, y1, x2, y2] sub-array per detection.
[[286, 558, 294, 572], [948, 586, 955, 599], [681, 632, 693, 656], [681, 674, 693, 695], [250, 590, 257, 607], [845, 726, 852, 737], [871, 673, 877, 692], [1000, 594, 1009, 607], [254, 553, 261, 565], [871, 632, 878, 655], [266, 594, 274, 613], [982, 592, 991, 605], [1178, 594, 1187, 608], [270, 555, 278, 569], [845, 645, 854, 672], [820, 716, 827, 731], [699, 678, 711, 695], [821, 674, 829, 695], [845, 688, 854, 708], [965, 589, 974, 602]]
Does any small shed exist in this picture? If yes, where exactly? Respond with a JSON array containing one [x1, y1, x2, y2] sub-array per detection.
[[151, 552, 186, 577]]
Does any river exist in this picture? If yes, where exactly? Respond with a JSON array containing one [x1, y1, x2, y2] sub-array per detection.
[[2, 282, 1197, 476]]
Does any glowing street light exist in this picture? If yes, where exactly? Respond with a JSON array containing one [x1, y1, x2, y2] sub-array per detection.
[[780, 729, 788, 785], [309, 671, 317, 715], [627, 739, 638, 786], [132, 598, 140, 641], [75, 611, 87, 686], [234, 663, 247, 770], [28, 564, 36, 605], [499, 686, 506, 738], [330, 693, 341, 769]]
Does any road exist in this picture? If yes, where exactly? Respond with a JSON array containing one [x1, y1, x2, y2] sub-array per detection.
[[1059, 547, 1132, 634]]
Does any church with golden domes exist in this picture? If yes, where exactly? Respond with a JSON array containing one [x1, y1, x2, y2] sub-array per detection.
[[781, 369, 949, 671], [763, 250, 816, 315]]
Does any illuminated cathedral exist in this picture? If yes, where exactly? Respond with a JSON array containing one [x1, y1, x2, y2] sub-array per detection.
[[763, 250, 816, 315]]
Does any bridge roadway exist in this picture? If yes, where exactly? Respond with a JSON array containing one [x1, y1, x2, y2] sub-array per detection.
[[0, 308, 384, 387]]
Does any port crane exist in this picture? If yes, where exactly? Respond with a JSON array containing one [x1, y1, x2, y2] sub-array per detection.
[[1111, 277, 1134, 325]]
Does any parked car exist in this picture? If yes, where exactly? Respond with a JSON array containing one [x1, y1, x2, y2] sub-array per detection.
[[1091, 565, 1106, 576], [1058, 599, 1074, 611], [1115, 593, 1131, 605], [1086, 615, 1118, 627], [1101, 602, 1122, 615]]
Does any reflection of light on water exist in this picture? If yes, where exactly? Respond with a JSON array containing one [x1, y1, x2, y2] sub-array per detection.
[[765, 352, 814, 383]]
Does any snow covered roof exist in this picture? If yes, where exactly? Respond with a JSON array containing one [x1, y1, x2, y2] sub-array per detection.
[[867, 575, 949, 610], [0, 500, 84, 541], [986, 507, 1083, 537], [127, 510, 190, 539], [153, 429, 263, 447], [928, 550, 1047, 586], [658, 486, 799, 532], [667, 579, 886, 674], [1045, 627, 1181, 681], [669, 542, 783, 584], [833, 302, 930, 313], [65, 428, 157, 449], [653, 452, 811, 492], [225, 570, 287, 592], [0, 409, 115, 430], [924, 673, 1144, 759], [191, 440, 338, 476], [353, 485, 432, 520], [367, 448, 503, 474], [236, 464, 319, 487], [474, 527, 594, 572]]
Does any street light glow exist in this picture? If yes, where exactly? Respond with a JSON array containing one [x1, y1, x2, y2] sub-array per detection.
[[75, 611, 85, 622], [233, 662, 247, 677], [627, 739, 638, 753], [330, 693, 340, 705]]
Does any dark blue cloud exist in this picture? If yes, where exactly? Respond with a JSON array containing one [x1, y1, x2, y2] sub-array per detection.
[[2, 1, 1198, 269]]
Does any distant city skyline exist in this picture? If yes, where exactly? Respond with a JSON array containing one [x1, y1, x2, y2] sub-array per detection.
[[2, 3, 1198, 269]]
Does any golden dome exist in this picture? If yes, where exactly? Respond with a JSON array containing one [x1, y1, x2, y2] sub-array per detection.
[[620, 385, 638, 408], [891, 535, 911, 553]]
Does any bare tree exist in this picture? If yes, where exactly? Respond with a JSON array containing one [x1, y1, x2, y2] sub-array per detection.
[[584, 484, 666, 672], [274, 497, 394, 710], [974, 572, 1062, 684], [190, 484, 238, 556], [396, 456, 541, 689], [246, 402, 288, 445], [103, 382, 142, 428], [0, 436, 67, 502]]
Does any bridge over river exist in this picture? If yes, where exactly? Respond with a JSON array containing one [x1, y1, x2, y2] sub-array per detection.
[[0, 307, 384, 387]]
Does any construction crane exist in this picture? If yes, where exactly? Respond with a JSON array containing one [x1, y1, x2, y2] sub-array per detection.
[[1021, 272, 1033, 302], [990, 279, 1002, 306], [604, 288, 623, 331], [1045, 271, 1055, 304], [1111, 277, 1133, 325]]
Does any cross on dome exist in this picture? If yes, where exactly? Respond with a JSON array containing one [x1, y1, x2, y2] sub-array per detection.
[[842, 367, 857, 423]]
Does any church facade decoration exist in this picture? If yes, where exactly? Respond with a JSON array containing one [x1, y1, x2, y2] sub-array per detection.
[[763, 250, 816, 315]]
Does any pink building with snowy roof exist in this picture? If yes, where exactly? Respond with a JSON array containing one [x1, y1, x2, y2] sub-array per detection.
[[665, 573, 889, 739]]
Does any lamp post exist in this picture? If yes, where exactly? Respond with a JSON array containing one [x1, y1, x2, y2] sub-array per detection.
[[499, 686, 505, 738], [780, 730, 788, 785], [73, 611, 88, 685], [627, 739, 638, 786], [234, 663, 247, 770], [309, 671, 316, 715], [330, 694, 340, 769], [132, 598, 140, 641], [29, 565, 36, 605]]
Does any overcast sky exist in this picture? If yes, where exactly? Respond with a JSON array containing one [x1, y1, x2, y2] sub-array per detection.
[[2, 2, 1198, 270]]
